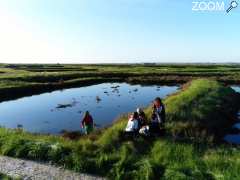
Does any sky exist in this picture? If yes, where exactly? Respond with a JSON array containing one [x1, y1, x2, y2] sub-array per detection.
[[0, 0, 239, 64]]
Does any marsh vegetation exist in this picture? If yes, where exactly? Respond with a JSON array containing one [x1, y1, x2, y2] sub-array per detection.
[[0, 77, 239, 179], [0, 63, 240, 102]]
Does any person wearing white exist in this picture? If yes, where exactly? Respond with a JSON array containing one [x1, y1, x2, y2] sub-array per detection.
[[125, 112, 139, 132], [139, 125, 150, 136]]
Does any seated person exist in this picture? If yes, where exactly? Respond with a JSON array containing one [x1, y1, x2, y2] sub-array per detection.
[[137, 108, 147, 128], [139, 125, 150, 137], [125, 112, 139, 136], [149, 113, 161, 135], [152, 97, 165, 128]]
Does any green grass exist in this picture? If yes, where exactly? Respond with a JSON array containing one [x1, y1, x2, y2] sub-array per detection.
[[0, 63, 240, 102], [0, 173, 21, 180], [0, 79, 239, 179], [164, 79, 240, 142]]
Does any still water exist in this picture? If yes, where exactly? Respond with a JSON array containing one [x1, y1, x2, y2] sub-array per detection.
[[224, 86, 240, 144], [231, 86, 240, 93], [0, 83, 178, 134]]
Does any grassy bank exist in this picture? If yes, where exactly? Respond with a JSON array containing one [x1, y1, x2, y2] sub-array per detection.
[[165, 79, 240, 142], [0, 79, 239, 179], [0, 64, 240, 102], [0, 173, 20, 180]]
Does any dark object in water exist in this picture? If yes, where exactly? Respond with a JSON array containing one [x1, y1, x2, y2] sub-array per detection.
[[96, 96, 101, 103], [111, 85, 120, 89], [112, 89, 119, 93], [133, 88, 138, 92], [56, 103, 73, 109], [56, 98, 79, 109]]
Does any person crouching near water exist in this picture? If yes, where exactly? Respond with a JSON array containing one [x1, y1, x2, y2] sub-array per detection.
[[150, 97, 166, 135], [137, 108, 147, 128], [125, 112, 139, 137], [81, 111, 94, 135], [137, 108, 151, 136]]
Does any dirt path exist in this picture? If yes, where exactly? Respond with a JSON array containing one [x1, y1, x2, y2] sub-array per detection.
[[0, 156, 105, 180]]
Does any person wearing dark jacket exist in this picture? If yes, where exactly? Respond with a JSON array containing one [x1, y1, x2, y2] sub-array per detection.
[[152, 97, 165, 126], [137, 108, 147, 129], [150, 97, 166, 135]]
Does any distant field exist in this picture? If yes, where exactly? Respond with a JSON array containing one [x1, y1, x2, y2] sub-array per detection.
[[0, 63, 240, 102]]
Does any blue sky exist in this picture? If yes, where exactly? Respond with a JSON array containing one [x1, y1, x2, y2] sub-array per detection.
[[0, 0, 239, 63]]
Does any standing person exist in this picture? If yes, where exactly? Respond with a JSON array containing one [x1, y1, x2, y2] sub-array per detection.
[[137, 108, 147, 128], [81, 111, 94, 134], [125, 112, 139, 136]]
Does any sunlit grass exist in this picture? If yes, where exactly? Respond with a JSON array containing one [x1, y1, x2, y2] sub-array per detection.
[[0, 79, 239, 179]]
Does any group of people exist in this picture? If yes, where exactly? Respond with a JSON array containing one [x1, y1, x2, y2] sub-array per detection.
[[81, 97, 165, 136], [125, 97, 165, 137]]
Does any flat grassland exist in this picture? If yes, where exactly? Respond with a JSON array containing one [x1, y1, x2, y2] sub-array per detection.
[[0, 63, 240, 101]]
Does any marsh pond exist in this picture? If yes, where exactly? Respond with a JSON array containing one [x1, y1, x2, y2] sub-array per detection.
[[0, 83, 179, 134], [224, 86, 240, 144]]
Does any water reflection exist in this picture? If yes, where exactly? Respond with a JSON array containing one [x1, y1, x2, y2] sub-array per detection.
[[0, 83, 179, 134], [224, 135, 240, 144], [231, 86, 240, 93], [223, 87, 240, 144]]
